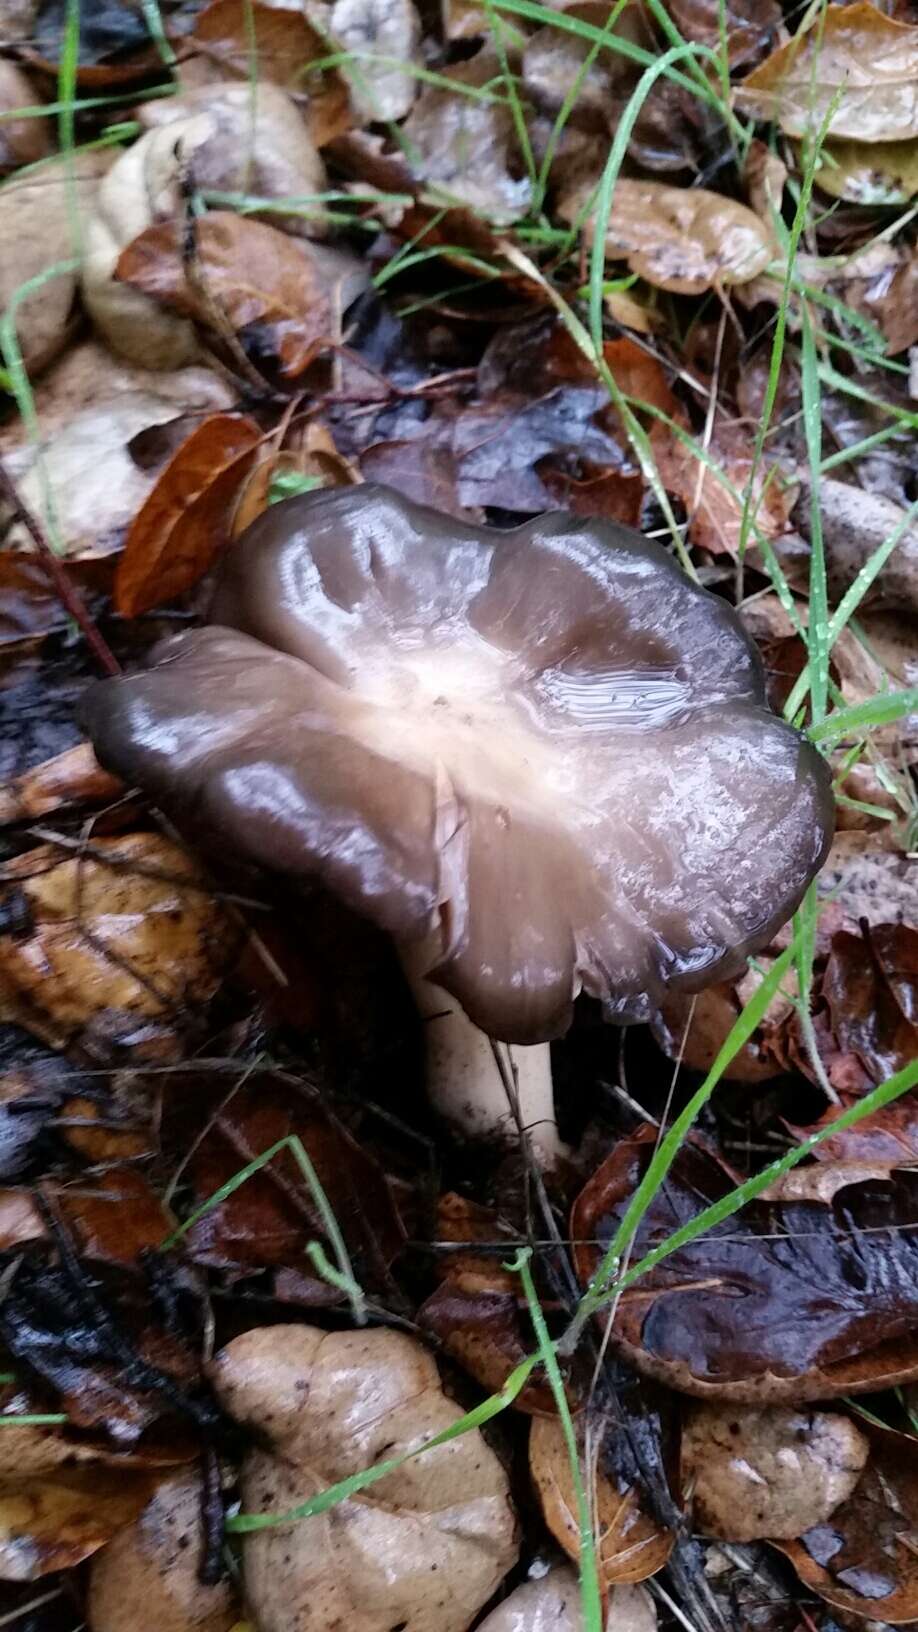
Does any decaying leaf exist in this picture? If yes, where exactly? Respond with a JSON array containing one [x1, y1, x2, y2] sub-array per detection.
[[328, 0, 421, 122], [418, 1192, 561, 1412], [653, 420, 794, 557], [0, 742, 123, 826], [809, 922, 918, 1092], [808, 476, 918, 614], [187, 0, 351, 147], [0, 150, 110, 374], [530, 1416, 672, 1587], [572, 1133, 918, 1402], [775, 1425, 918, 1624], [174, 1070, 405, 1298], [816, 136, 918, 205], [210, 1323, 520, 1632], [114, 412, 261, 616], [0, 60, 51, 171], [0, 1436, 159, 1580], [402, 52, 532, 224], [477, 1567, 657, 1632], [116, 213, 336, 379], [561, 178, 773, 293], [137, 81, 327, 239], [0, 833, 240, 1056], [682, 1404, 869, 1542], [88, 1470, 239, 1632], [667, 0, 780, 66], [736, 2, 918, 142], [231, 424, 359, 536]]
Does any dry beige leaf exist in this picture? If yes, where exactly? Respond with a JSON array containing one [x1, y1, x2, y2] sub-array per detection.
[[560, 178, 772, 293], [210, 1324, 519, 1632], [477, 1567, 657, 1632], [810, 477, 918, 616], [137, 81, 327, 236], [530, 1417, 672, 1587], [0, 833, 239, 1055], [0, 60, 50, 171], [0, 150, 110, 374], [682, 1405, 869, 1543], [815, 137, 918, 205], [328, 0, 421, 121], [818, 832, 918, 929], [88, 1471, 238, 1632], [402, 52, 532, 224], [736, 3, 918, 142]]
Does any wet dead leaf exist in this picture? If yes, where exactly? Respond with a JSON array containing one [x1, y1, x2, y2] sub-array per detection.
[[88, 1470, 238, 1632], [114, 413, 261, 617], [561, 178, 773, 293], [402, 51, 532, 224], [736, 2, 918, 142], [330, 0, 421, 122], [231, 424, 358, 537], [667, 0, 780, 66], [418, 1192, 563, 1412], [812, 477, 918, 612], [116, 214, 336, 380], [808, 923, 918, 1091], [0, 743, 123, 826], [653, 420, 794, 557], [211, 1324, 520, 1632], [682, 1404, 869, 1542], [0, 151, 110, 374], [572, 1133, 918, 1402], [188, 0, 350, 146], [816, 136, 918, 205], [530, 1415, 673, 1587], [0, 61, 51, 171], [0, 833, 240, 1057], [775, 1424, 918, 1624], [477, 1567, 657, 1632], [0, 1457, 159, 1581]]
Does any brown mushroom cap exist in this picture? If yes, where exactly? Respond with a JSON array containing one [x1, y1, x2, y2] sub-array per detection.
[[82, 485, 833, 1042]]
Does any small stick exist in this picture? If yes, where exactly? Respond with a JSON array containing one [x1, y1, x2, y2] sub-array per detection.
[[0, 456, 120, 677]]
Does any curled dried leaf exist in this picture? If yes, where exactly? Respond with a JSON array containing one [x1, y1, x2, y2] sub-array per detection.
[[530, 1416, 672, 1587], [736, 3, 918, 142], [210, 1323, 520, 1632], [681, 1404, 869, 1541], [560, 179, 773, 293], [0, 834, 240, 1056]]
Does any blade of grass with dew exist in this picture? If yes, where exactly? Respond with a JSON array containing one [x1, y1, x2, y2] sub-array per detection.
[[57, 0, 82, 261], [159, 1133, 366, 1326], [226, 1351, 539, 1533], [799, 298, 830, 725], [0, 1414, 68, 1426], [808, 689, 918, 743], [512, 1246, 603, 1632]]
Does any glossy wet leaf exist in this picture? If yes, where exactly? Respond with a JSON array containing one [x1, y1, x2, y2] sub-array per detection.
[[736, 3, 918, 142], [116, 214, 336, 380], [562, 178, 773, 293], [115, 413, 261, 617], [530, 1415, 672, 1586], [188, 0, 350, 146], [816, 137, 918, 204], [572, 1133, 918, 1401]]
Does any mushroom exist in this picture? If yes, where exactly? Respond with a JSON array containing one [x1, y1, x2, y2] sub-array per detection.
[[209, 1322, 520, 1632], [82, 485, 833, 1160]]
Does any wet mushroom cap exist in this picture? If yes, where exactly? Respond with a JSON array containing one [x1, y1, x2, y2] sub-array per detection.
[[82, 484, 833, 1042]]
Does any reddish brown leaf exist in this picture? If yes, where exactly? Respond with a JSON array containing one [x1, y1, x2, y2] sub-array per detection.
[[539, 466, 644, 526], [116, 214, 335, 380], [418, 1194, 562, 1413], [530, 1415, 673, 1587], [652, 420, 795, 557], [572, 1132, 918, 1402], [115, 413, 261, 617], [0, 743, 123, 826], [775, 1424, 918, 1624]]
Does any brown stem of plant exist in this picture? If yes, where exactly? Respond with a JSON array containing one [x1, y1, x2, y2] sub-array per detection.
[[0, 456, 120, 677]]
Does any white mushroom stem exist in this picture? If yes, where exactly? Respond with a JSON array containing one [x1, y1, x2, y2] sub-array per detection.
[[400, 943, 569, 1166]]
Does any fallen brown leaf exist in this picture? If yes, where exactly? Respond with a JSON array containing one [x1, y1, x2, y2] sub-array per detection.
[[0, 61, 50, 171], [0, 743, 123, 826], [815, 136, 918, 205], [188, 0, 350, 146], [775, 1423, 918, 1624], [330, 0, 421, 122], [815, 922, 918, 1089], [561, 178, 773, 293], [115, 412, 261, 617], [0, 833, 240, 1056], [667, 0, 780, 66], [88, 1470, 239, 1632], [0, 1456, 159, 1581], [681, 1403, 869, 1542], [653, 420, 794, 557], [116, 213, 336, 380], [477, 1567, 657, 1632], [231, 425, 358, 537], [530, 1415, 673, 1587], [736, 2, 918, 141], [572, 1132, 918, 1402], [401, 51, 532, 224], [211, 1324, 520, 1632]]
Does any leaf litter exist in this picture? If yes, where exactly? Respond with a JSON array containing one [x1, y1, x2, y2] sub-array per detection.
[[0, 0, 916, 1628]]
